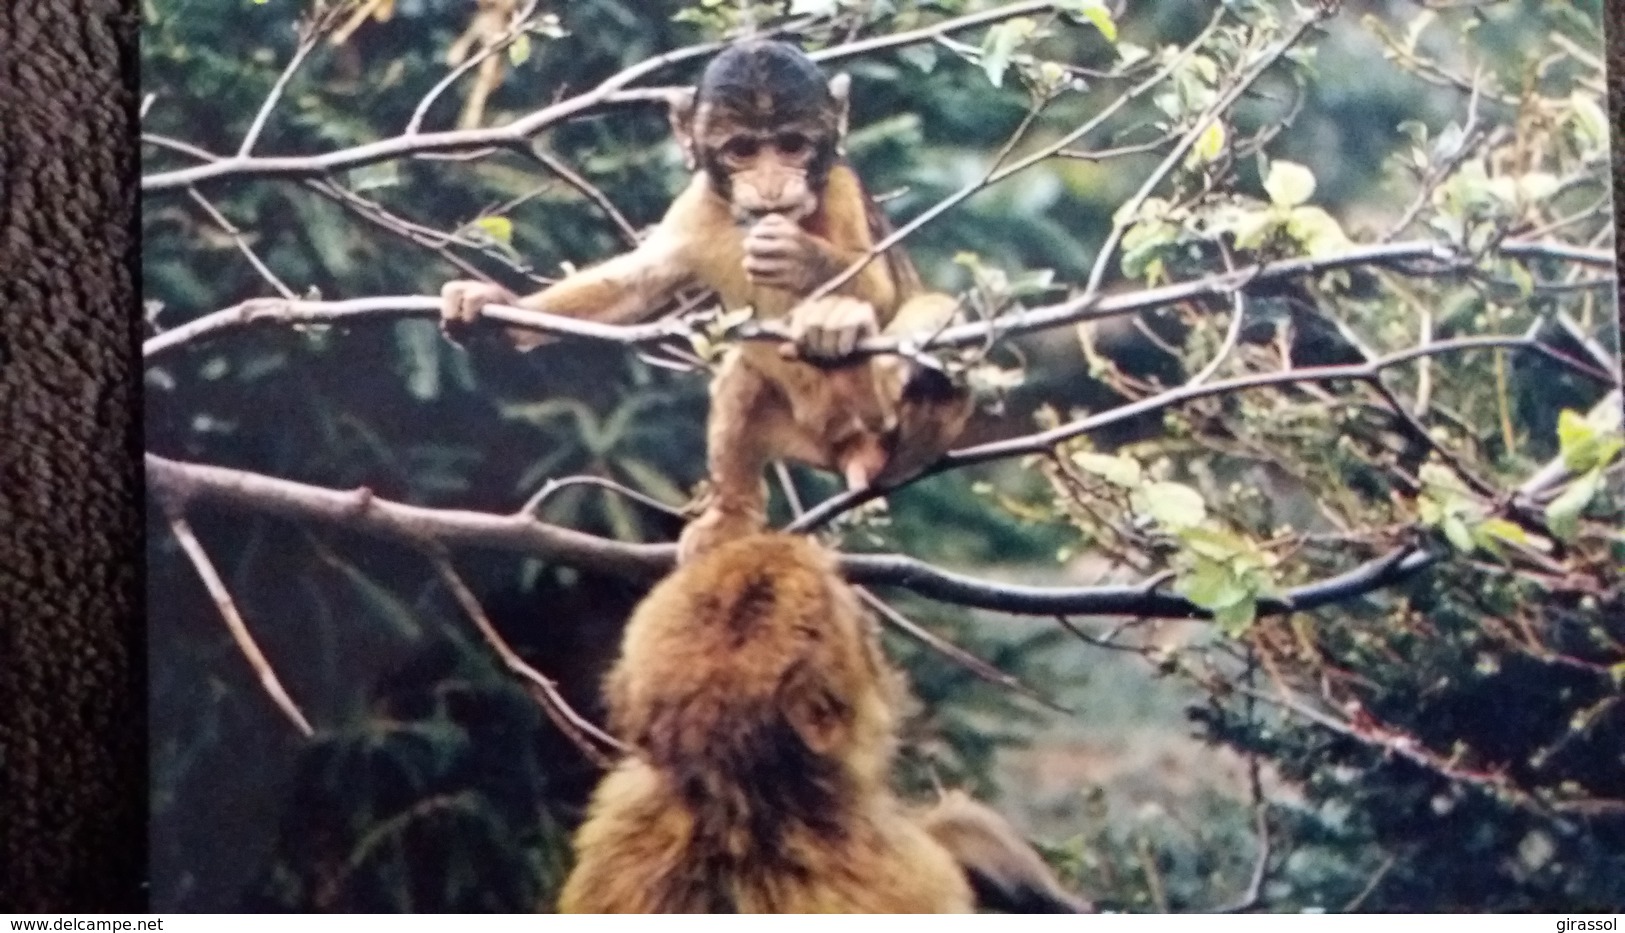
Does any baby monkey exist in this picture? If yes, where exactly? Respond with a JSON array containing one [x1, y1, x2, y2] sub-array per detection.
[[440, 41, 971, 558], [557, 533, 1091, 913]]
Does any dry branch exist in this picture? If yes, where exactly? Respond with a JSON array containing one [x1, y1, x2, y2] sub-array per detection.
[[147, 453, 1443, 620]]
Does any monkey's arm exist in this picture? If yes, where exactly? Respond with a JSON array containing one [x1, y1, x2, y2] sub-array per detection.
[[917, 791, 1094, 914], [441, 226, 696, 351], [744, 165, 900, 324]]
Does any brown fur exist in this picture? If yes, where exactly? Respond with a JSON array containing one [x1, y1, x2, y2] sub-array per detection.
[[557, 534, 1092, 913], [917, 791, 1094, 914], [557, 534, 972, 913]]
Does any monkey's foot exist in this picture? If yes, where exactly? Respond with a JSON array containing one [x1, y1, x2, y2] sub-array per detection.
[[676, 506, 767, 564]]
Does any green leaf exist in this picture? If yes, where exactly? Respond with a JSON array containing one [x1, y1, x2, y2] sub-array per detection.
[[473, 216, 514, 246], [1477, 518, 1529, 547], [1230, 209, 1280, 251], [508, 33, 532, 67], [1058, 0, 1116, 43], [1285, 205, 1350, 256], [897, 45, 939, 73], [1179, 560, 1250, 610], [1441, 514, 1474, 553], [1556, 408, 1617, 472], [1517, 172, 1559, 204], [1263, 160, 1315, 208], [1213, 596, 1258, 636], [1116, 42, 1149, 66], [1568, 92, 1609, 151], [1186, 121, 1226, 167], [980, 18, 1035, 87], [1506, 263, 1534, 298], [1133, 481, 1207, 530], [1072, 451, 1142, 488], [1546, 468, 1603, 541], [1179, 526, 1248, 562], [1417, 495, 1443, 525]]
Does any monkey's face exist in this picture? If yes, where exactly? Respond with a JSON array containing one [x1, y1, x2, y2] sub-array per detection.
[[671, 41, 850, 223], [695, 104, 833, 223]]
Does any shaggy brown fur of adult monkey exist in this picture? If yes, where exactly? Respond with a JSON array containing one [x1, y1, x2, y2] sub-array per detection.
[[440, 41, 972, 558], [556, 534, 1089, 913]]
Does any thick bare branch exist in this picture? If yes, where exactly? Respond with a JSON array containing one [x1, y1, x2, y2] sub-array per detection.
[[146, 452, 673, 582], [143, 239, 1613, 360], [145, 453, 1442, 619]]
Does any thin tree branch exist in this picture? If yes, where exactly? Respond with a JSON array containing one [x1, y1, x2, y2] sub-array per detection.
[[857, 589, 1071, 714], [521, 474, 684, 519], [146, 452, 673, 581], [524, 147, 640, 246], [804, 7, 1229, 304], [406, 0, 541, 136], [238, 15, 327, 157], [162, 509, 315, 738], [1079, 8, 1333, 304], [142, 2, 1058, 193], [789, 332, 1615, 531], [427, 548, 624, 766], [185, 188, 298, 299]]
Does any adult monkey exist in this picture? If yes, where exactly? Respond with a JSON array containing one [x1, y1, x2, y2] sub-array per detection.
[[441, 40, 971, 557], [557, 533, 1092, 913]]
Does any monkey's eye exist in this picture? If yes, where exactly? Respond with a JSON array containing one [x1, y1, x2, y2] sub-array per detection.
[[775, 133, 810, 156], [722, 137, 761, 161]]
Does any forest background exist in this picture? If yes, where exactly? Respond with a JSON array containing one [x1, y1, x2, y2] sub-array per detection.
[[141, 0, 1623, 912]]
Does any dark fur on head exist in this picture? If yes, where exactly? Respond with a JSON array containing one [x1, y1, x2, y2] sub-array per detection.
[[681, 40, 846, 208], [697, 39, 833, 125]]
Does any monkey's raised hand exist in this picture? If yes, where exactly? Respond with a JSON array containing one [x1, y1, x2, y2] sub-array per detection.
[[743, 213, 843, 296], [781, 295, 879, 362], [440, 279, 546, 351]]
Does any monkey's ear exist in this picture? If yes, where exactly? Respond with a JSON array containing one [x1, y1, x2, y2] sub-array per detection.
[[777, 659, 852, 756], [667, 87, 699, 171], [827, 73, 851, 154]]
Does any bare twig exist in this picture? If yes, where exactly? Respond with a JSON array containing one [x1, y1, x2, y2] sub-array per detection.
[[143, 2, 1056, 193], [1342, 854, 1399, 912], [857, 590, 1071, 714], [406, 0, 541, 135], [238, 17, 326, 157], [1215, 750, 1271, 913], [428, 548, 623, 767], [522, 474, 684, 519], [185, 188, 298, 299], [163, 509, 315, 737], [1188, 253, 1247, 387], [524, 147, 640, 246], [1239, 682, 1625, 817]]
